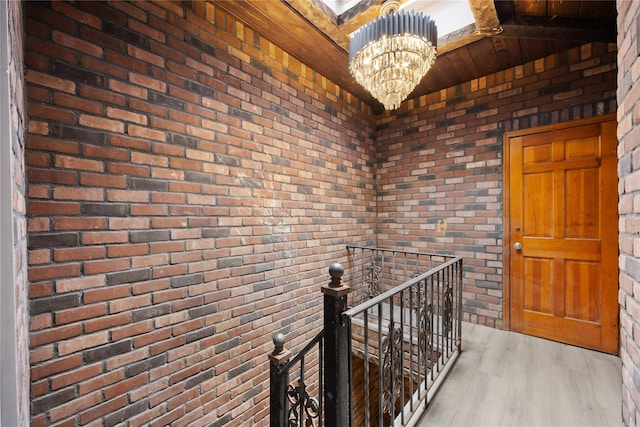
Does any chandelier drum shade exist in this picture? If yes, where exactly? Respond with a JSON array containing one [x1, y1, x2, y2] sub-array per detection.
[[349, 1, 437, 111]]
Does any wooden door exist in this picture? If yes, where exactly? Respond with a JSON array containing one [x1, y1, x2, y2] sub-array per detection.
[[505, 116, 618, 354]]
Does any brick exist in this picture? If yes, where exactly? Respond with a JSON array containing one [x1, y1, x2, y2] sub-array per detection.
[[104, 20, 150, 49], [84, 340, 132, 363], [150, 336, 185, 356], [53, 187, 104, 201], [51, 61, 105, 88], [83, 258, 130, 275], [31, 323, 82, 348], [132, 303, 171, 322], [27, 135, 78, 153], [84, 312, 131, 333], [109, 219, 151, 234], [129, 17, 166, 43], [130, 230, 170, 243], [54, 217, 105, 231], [103, 368, 147, 398], [27, 201, 79, 215], [106, 189, 150, 202], [78, 84, 126, 106], [50, 363, 103, 390], [110, 320, 153, 342], [82, 145, 128, 162], [50, 1, 101, 28], [79, 114, 124, 133], [110, 295, 151, 314], [131, 151, 169, 167], [129, 45, 165, 68], [82, 231, 129, 245], [130, 204, 168, 216], [55, 304, 107, 325], [83, 284, 130, 304], [128, 98, 168, 118], [31, 354, 83, 381], [80, 172, 126, 189], [170, 273, 204, 288], [28, 168, 78, 185], [31, 388, 77, 415], [29, 294, 80, 314], [81, 203, 128, 217], [128, 177, 168, 191], [151, 264, 187, 279], [107, 243, 149, 258], [26, 70, 75, 94], [106, 268, 151, 286], [29, 263, 81, 282], [78, 395, 127, 425], [54, 155, 104, 172], [106, 107, 148, 125], [58, 331, 109, 356], [29, 232, 78, 249], [29, 249, 51, 265], [185, 369, 214, 389], [133, 328, 172, 348], [126, 354, 167, 378], [52, 30, 102, 57], [108, 79, 148, 99]]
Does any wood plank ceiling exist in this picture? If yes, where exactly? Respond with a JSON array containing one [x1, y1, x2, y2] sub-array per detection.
[[212, 0, 616, 114]]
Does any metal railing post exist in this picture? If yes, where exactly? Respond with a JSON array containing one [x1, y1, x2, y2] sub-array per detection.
[[322, 263, 350, 427], [270, 332, 291, 427]]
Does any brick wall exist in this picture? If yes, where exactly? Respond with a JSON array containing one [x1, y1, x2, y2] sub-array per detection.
[[5, 0, 30, 424], [24, 1, 376, 425], [22, 0, 624, 424], [375, 42, 617, 328], [617, 1, 640, 425]]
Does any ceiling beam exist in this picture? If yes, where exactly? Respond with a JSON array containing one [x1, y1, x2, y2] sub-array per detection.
[[497, 16, 616, 43], [285, 0, 350, 51]]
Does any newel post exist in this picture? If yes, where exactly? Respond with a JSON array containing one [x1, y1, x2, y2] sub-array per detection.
[[269, 332, 291, 427], [322, 263, 350, 427]]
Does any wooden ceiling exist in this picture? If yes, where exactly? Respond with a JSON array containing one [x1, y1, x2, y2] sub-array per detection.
[[212, 0, 616, 113]]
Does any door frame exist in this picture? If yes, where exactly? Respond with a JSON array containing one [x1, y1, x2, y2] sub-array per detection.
[[502, 114, 617, 331]]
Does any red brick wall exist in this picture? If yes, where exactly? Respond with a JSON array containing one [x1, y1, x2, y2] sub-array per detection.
[[375, 42, 617, 328], [617, 1, 640, 424], [24, 1, 376, 425]]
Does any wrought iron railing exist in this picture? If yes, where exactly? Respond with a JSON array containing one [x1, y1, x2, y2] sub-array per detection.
[[344, 246, 463, 427], [269, 247, 463, 427], [270, 330, 324, 427]]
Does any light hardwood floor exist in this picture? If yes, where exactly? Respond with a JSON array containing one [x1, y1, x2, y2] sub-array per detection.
[[417, 322, 622, 427]]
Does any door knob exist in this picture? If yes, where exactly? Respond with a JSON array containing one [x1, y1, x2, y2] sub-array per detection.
[[513, 242, 522, 250]]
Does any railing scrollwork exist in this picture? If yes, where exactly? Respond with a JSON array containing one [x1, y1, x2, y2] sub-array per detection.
[[287, 380, 320, 427], [381, 321, 404, 415], [443, 286, 453, 338], [364, 261, 382, 300], [418, 302, 433, 367]]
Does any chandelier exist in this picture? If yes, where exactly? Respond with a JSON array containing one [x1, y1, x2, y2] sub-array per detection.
[[349, 0, 437, 111]]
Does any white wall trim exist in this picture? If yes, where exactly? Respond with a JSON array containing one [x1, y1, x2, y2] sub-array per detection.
[[0, 0, 20, 425]]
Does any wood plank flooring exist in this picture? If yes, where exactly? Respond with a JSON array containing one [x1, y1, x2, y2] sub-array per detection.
[[416, 322, 621, 427]]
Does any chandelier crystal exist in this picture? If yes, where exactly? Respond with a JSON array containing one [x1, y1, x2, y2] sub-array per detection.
[[349, 1, 437, 110]]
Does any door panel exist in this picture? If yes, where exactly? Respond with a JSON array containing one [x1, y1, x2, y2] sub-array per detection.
[[506, 117, 618, 354]]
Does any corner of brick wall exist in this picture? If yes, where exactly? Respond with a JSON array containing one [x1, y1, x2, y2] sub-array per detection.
[[7, 0, 31, 424], [375, 41, 617, 328], [617, 0, 640, 425]]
